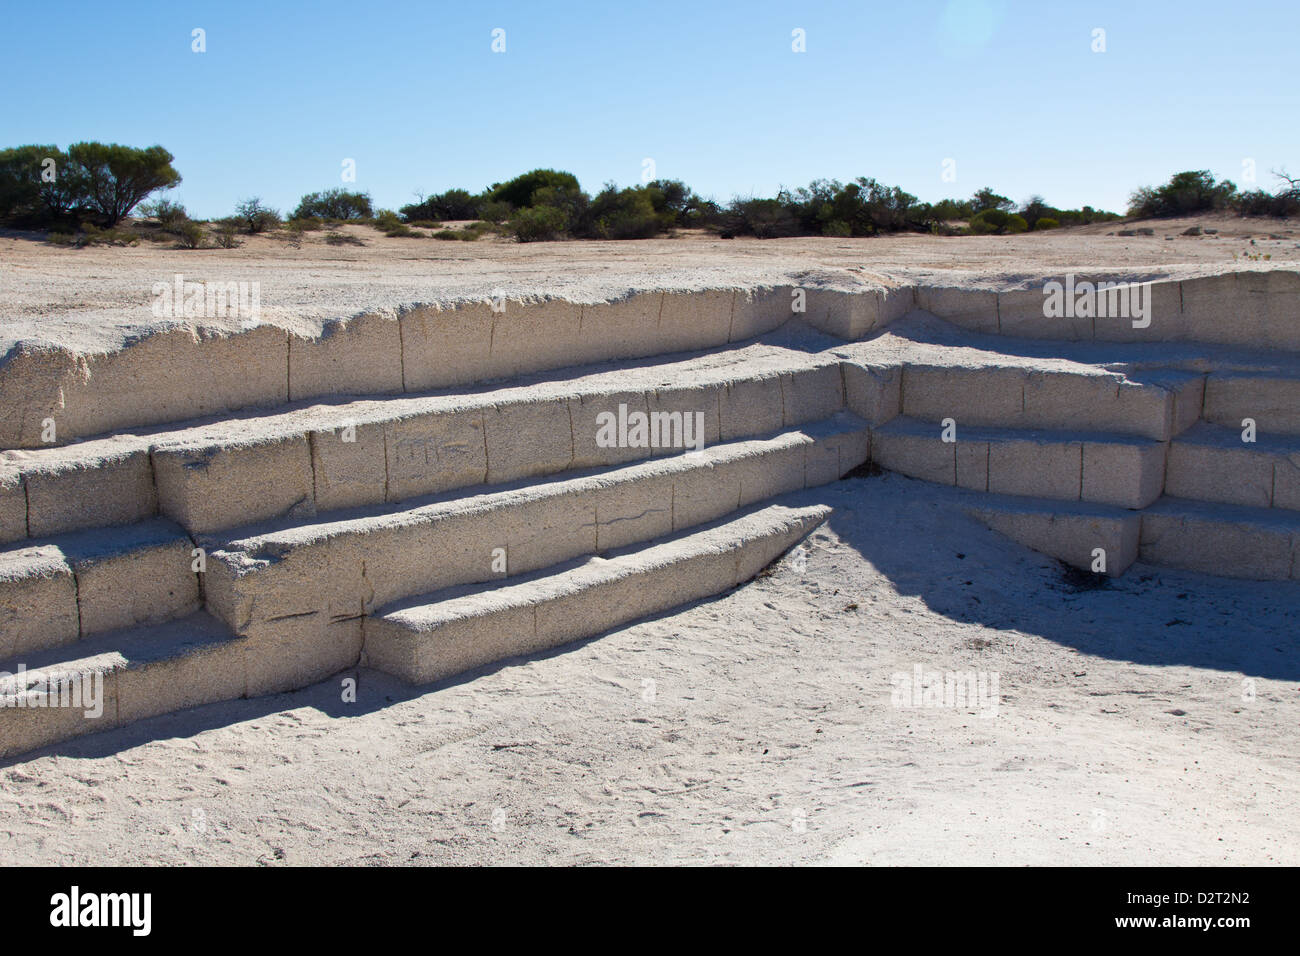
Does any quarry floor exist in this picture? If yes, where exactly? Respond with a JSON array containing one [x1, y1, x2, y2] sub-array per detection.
[[2, 473, 1296, 867]]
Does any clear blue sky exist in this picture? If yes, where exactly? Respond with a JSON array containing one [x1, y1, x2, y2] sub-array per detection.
[[3, 0, 1296, 218]]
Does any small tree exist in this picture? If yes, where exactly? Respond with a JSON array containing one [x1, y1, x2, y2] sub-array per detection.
[[972, 187, 1014, 214], [291, 188, 372, 220], [235, 197, 281, 233], [0, 145, 83, 226], [65, 142, 182, 225]]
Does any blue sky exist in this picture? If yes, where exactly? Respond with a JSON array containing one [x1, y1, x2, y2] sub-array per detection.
[[3, 0, 1296, 218]]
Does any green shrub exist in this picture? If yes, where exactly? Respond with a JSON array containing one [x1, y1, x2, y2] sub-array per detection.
[[488, 169, 580, 210], [235, 197, 281, 233], [324, 230, 366, 246], [400, 188, 481, 222], [214, 219, 241, 248], [478, 200, 513, 223], [1128, 170, 1236, 217], [583, 185, 666, 239], [822, 219, 852, 237], [1034, 217, 1060, 230], [969, 208, 1010, 234], [1005, 214, 1028, 234], [284, 217, 322, 232], [510, 205, 569, 242], [292, 188, 372, 220], [174, 220, 205, 248], [139, 198, 189, 229]]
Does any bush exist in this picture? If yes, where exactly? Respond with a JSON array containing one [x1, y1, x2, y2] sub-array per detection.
[[1128, 170, 1236, 217], [400, 188, 481, 222], [285, 217, 322, 232], [139, 198, 189, 229], [174, 220, 205, 248], [969, 208, 1010, 234], [1033, 217, 1060, 230], [324, 230, 366, 246], [1005, 214, 1029, 234], [822, 219, 852, 237], [292, 188, 372, 220], [372, 209, 418, 237], [582, 185, 668, 240], [510, 205, 569, 242], [478, 200, 513, 223], [971, 187, 1014, 214], [214, 219, 241, 248], [488, 169, 580, 210], [234, 197, 281, 233]]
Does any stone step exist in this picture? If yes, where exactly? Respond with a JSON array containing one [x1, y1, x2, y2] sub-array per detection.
[[871, 417, 1166, 509], [0, 519, 200, 661], [364, 502, 831, 685], [202, 415, 869, 698], [1166, 422, 1300, 510], [1201, 370, 1300, 436], [895, 361, 1202, 441], [1138, 496, 1300, 581], [916, 272, 1299, 350], [0, 343, 844, 541], [0, 610, 243, 758], [0, 288, 798, 450], [963, 494, 1140, 577]]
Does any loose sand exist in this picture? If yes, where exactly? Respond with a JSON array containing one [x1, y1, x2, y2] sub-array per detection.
[[1, 474, 1295, 866]]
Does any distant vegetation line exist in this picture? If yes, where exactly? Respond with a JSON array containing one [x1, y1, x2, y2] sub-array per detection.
[[1, 142, 1297, 248]]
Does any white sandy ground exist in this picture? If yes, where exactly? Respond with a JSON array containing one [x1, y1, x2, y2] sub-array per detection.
[[0, 472, 1296, 866], [2, 213, 1298, 353]]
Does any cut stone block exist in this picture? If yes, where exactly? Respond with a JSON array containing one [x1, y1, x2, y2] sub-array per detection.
[[0, 466, 27, 544], [289, 312, 404, 401], [659, 290, 734, 353], [384, 408, 488, 503], [153, 435, 314, 534], [399, 302, 494, 392], [310, 419, 388, 512], [66, 521, 200, 638], [1139, 500, 1299, 580], [782, 363, 844, 426], [719, 375, 784, 440], [987, 438, 1082, 500], [915, 287, 998, 335], [843, 362, 902, 425], [1081, 439, 1167, 509], [23, 448, 157, 538], [1203, 373, 1300, 435], [872, 423, 956, 485], [731, 287, 792, 341], [482, 399, 574, 483], [969, 502, 1140, 576], [0, 544, 79, 660]]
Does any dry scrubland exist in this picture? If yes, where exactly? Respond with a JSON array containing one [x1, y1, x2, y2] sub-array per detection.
[[1, 222, 1298, 866], [2, 212, 1298, 352]]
